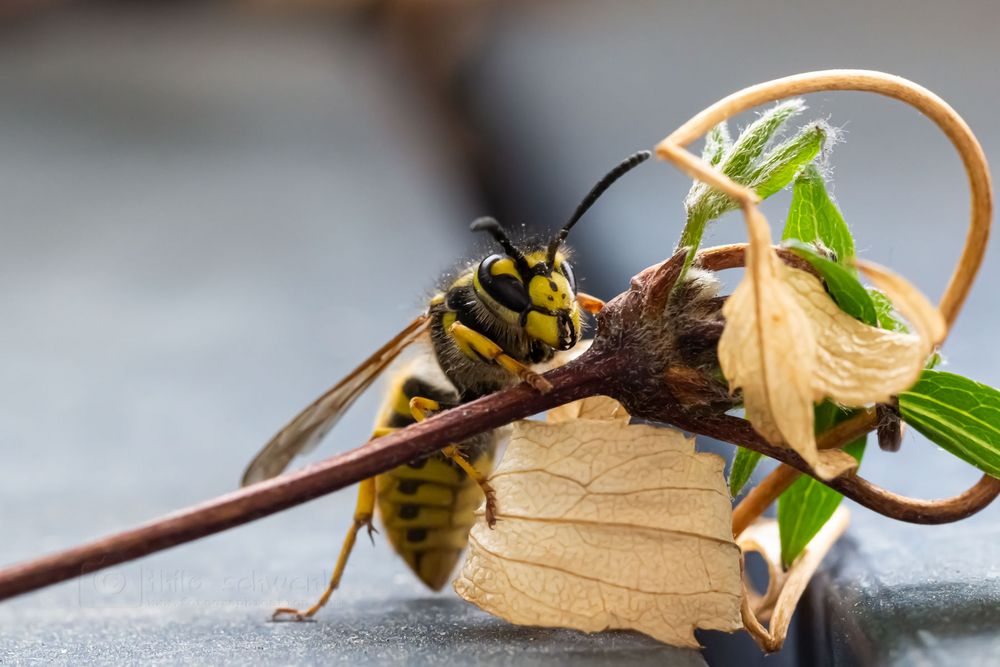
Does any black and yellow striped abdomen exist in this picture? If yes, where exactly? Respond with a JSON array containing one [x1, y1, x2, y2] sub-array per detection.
[[374, 364, 496, 591]]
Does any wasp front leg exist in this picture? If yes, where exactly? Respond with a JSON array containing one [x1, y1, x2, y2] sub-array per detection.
[[272, 426, 394, 622], [576, 292, 605, 314], [447, 322, 552, 393], [409, 396, 499, 528]]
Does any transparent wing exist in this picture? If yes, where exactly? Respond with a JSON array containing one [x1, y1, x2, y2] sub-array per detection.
[[241, 314, 430, 486]]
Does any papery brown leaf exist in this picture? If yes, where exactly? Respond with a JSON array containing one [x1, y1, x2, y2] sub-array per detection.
[[546, 395, 630, 424], [738, 507, 850, 652], [717, 243, 820, 471], [454, 415, 743, 648], [720, 246, 940, 478], [783, 266, 939, 406]]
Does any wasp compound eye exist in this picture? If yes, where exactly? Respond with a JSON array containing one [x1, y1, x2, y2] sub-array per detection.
[[559, 259, 577, 293], [478, 254, 530, 312]]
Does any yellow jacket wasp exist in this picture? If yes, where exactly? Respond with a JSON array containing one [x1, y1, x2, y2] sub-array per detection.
[[241, 150, 651, 620]]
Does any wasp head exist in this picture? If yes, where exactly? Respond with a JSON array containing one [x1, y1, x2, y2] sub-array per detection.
[[469, 150, 650, 351]]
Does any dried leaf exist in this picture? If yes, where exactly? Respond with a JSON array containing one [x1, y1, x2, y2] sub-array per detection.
[[717, 240, 820, 471], [454, 418, 743, 648], [856, 259, 947, 345], [719, 246, 940, 477], [786, 266, 938, 405], [738, 508, 850, 652], [547, 395, 630, 424]]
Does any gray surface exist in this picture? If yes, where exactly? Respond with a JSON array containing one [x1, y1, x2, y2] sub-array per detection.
[[807, 524, 1000, 667], [3, 2, 1000, 666], [0, 600, 701, 667]]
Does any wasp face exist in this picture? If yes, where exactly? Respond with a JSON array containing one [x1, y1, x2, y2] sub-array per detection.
[[473, 250, 581, 351], [467, 150, 650, 353]]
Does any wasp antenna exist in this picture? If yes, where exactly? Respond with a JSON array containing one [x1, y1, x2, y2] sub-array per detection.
[[547, 150, 651, 264], [470, 216, 525, 261]]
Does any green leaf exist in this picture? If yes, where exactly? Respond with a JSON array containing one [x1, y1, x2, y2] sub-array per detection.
[[867, 288, 909, 333], [678, 100, 822, 278], [701, 122, 731, 166], [778, 436, 865, 568], [898, 370, 1000, 478], [784, 240, 878, 326], [749, 122, 828, 199], [721, 99, 805, 182], [781, 164, 856, 262], [778, 401, 866, 568], [729, 447, 763, 496], [813, 399, 845, 433]]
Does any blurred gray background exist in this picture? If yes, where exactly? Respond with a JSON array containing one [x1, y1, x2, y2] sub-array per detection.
[[1, 2, 998, 665]]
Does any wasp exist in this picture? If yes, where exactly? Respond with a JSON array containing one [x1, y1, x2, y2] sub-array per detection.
[[241, 150, 651, 620]]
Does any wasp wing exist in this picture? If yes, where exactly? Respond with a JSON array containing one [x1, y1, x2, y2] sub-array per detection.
[[241, 314, 430, 486]]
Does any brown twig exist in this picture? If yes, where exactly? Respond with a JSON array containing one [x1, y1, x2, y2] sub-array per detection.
[[731, 412, 876, 535], [729, 412, 1000, 536], [673, 412, 1000, 523], [1, 310, 996, 602], [0, 358, 612, 603]]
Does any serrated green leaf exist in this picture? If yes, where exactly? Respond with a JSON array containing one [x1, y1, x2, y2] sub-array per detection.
[[784, 240, 878, 326], [729, 447, 763, 496], [781, 164, 856, 262], [898, 370, 1000, 478], [868, 288, 909, 333], [750, 122, 827, 199]]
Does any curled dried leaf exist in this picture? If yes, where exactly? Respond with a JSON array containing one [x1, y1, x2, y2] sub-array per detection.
[[720, 248, 940, 477], [454, 417, 743, 648], [717, 239, 819, 472], [738, 508, 850, 652], [784, 265, 938, 405], [856, 259, 947, 345]]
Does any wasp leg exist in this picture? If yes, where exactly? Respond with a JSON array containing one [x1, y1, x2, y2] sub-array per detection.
[[576, 292, 605, 314], [271, 427, 394, 622], [409, 396, 498, 528], [447, 322, 552, 393]]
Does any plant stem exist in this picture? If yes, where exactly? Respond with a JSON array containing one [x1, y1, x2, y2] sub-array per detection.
[[732, 412, 875, 535], [0, 356, 612, 603]]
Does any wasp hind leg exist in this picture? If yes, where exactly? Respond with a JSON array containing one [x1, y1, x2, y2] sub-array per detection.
[[409, 396, 498, 528], [271, 427, 394, 622]]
